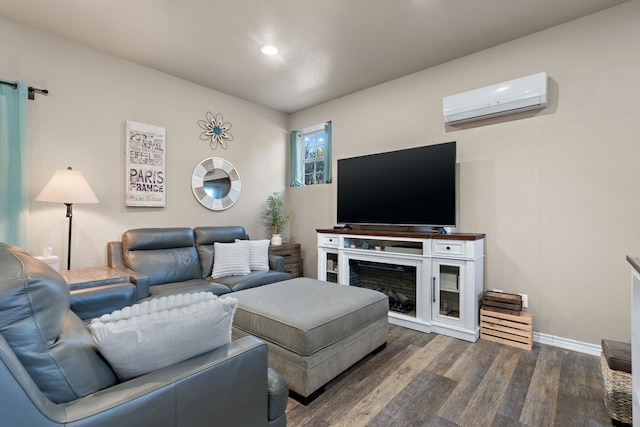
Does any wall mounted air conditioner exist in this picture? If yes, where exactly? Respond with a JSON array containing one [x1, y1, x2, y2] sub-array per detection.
[[443, 72, 548, 124]]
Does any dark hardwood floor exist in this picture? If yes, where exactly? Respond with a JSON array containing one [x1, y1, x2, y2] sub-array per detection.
[[286, 325, 612, 427]]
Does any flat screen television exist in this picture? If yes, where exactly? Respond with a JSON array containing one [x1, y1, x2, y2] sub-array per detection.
[[337, 141, 456, 228]]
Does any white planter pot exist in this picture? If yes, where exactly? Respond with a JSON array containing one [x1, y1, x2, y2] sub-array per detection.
[[270, 234, 283, 245]]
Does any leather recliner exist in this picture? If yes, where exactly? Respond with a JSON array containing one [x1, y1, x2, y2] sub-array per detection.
[[0, 242, 288, 427]]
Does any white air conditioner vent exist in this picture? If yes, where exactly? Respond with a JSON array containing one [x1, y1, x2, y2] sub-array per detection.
[[443, 72, 548, 124]]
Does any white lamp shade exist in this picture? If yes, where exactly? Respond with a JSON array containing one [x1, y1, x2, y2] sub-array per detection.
[[36, 169, 99, 204]]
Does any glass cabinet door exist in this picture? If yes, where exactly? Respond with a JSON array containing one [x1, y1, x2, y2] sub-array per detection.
[[433, 259, 465, 323], [439, 264, 460, 318], [318, 248, 339, 283], [325, 252, 339, 283]]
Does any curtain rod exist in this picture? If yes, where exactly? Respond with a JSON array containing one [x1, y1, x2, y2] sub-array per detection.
[[0, 79, 49, 100]]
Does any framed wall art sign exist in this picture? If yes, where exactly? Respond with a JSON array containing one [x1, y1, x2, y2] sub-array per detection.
[[125, 120, 166, 207]]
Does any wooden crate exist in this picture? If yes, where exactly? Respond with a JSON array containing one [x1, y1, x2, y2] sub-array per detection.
[[480, 308, 533, 350], [482, 291, 522, 314]]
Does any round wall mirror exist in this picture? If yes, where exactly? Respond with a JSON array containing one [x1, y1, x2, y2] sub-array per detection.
[[191, 157, 241, 210]]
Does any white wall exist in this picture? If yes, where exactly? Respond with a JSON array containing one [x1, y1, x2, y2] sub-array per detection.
[[0, 18, 289, 268], [288, 1, 640, 345]]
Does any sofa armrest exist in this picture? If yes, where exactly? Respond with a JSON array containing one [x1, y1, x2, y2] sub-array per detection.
[[107, 241, 150, 300], [106, 241, 126, 269], [1, 335, 278, 427], [268, 254, 285, 272], [70, 283, 137, 320], [267, 367, 288, 423], [122, 270, 150, 300]]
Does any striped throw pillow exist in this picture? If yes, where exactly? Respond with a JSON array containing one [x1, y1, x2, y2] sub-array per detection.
[[236, 239, 270, 271], [211, 241, 251, 278]]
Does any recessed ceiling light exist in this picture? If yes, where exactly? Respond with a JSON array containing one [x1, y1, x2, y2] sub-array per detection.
[[261, 45, 279, 56]]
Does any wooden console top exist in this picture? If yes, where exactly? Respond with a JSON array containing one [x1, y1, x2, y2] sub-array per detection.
[[316, 229, 485, 241]]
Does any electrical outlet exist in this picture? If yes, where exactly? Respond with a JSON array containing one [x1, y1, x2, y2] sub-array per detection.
[[519, 293, 528, 308]]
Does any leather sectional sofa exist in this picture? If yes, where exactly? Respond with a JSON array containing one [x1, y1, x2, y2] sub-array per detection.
[[0, 242, 288, 427], [107, 226, 292, 301]]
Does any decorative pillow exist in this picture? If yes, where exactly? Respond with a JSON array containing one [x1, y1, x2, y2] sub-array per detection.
[[89, 292, 237, 380], [211, 241, 251, 279], [236, 239, 270, 271]]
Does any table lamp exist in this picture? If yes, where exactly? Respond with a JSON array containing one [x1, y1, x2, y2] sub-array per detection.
[[36, 167, 98, 270]]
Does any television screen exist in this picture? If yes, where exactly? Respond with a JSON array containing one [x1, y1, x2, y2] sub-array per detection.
[[337, 142, 456, 227]]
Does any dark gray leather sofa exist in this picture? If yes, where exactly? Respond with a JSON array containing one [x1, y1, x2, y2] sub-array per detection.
[[108, 226, 292, 300], [0, 242, 288, 427]]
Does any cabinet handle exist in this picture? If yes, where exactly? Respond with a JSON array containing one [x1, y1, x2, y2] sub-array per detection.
[[446, 246, 451, 250], [432, 277, 436, 302]]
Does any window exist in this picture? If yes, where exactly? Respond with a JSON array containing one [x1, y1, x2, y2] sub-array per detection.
[[303, 129, 326, 185], [289, 121, 332, 186]]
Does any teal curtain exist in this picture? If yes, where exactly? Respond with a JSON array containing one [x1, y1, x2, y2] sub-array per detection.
[[0, 81, 29, 248], [323, 121, 332, 184], [289, 130, 303, 187]]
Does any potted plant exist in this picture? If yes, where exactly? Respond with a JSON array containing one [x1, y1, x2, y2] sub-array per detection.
[[262, 191, 291, 245]]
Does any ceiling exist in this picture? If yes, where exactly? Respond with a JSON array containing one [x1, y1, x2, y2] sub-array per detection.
[[0, 0, 628, 113]]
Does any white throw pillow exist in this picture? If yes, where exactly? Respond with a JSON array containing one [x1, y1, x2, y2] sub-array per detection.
[[236, 239, 270, 271], [89, 292, 237, 380], [211, 241, 251, 279]]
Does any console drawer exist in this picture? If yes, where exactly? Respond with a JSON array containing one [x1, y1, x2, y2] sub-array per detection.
[[318, 234, 339, 248], [433, 240, 465, 257]]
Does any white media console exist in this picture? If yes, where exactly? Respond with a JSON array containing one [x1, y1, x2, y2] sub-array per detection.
[[317, 229, 485, 342]]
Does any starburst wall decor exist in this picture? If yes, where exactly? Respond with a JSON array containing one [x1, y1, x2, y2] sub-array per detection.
[[198, 112, 234, 150]]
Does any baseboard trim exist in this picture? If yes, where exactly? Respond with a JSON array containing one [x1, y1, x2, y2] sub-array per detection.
[[533, 331, 601, 356]]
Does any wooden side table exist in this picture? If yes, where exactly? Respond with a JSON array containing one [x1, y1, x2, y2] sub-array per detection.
[[60, 266, 131, 290], [269, 243, 303, 278]]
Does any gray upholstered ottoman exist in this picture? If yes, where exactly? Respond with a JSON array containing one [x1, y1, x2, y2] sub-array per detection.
[[231, 277, 388, 403]]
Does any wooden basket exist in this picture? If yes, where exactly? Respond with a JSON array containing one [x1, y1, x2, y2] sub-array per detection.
[[480, 308, 533, 350], [600, 352, 632, 424]]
